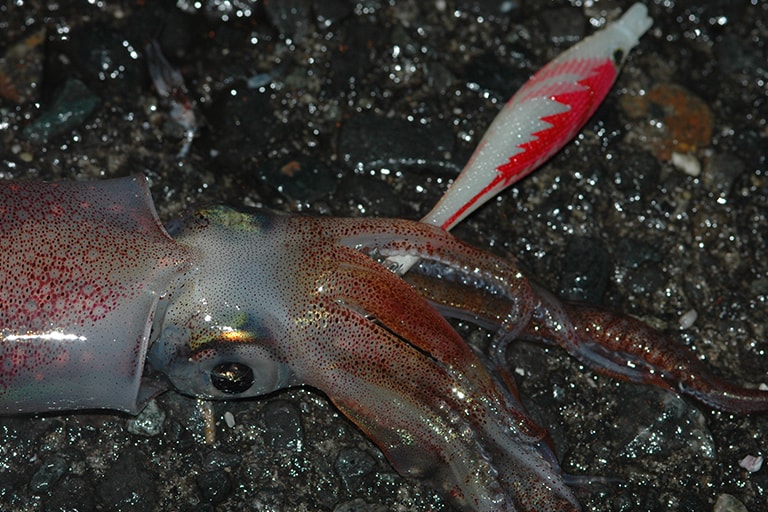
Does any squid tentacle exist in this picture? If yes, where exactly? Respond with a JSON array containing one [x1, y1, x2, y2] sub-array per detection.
[[295, 241, 579, 512], [526, 297, 768, 414], [405, 257, 768, 415]]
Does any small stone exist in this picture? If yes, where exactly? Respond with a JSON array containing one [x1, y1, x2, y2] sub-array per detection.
[[334, 447, 376, 492], [126, 400, 166, 437], [264, 0, 312, 41], [20, 78, 99, 142], [333, 498, 388, 512], [671, 151, 701, 177], [30, 455, 68, 492], [263, 399, 304, 451], [196, 470, 231, 503], [713, 494, 748, 512], [558, 237, 611, 302], [620, 83, 714, 160], [738, 454, 763, 473]]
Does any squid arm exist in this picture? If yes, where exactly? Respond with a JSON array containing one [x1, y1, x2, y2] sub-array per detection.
[[405, 264, 768, 414]]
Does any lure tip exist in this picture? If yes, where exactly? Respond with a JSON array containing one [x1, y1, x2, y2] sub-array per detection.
[[617, 3, 654, 43]]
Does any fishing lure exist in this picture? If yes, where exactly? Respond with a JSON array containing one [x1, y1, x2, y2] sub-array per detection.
[[2, 4, 764, 512], [390, 2, 652, 274]]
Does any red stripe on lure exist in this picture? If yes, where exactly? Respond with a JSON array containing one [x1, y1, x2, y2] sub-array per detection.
[[422, 3, 653, 231]]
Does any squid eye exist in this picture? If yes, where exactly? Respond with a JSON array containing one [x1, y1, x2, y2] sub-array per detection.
[[211, 362, 255, 394]]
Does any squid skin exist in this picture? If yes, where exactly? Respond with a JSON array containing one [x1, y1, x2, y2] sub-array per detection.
[[0, 177, 191, 413]]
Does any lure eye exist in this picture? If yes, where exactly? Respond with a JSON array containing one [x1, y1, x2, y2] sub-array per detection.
[[211, 362, 255, 394], [613, 48, 625, 65]]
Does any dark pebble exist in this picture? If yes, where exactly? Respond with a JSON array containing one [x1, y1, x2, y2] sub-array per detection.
[[613, 150, 661, 198], [45, 476, 95, 512], [63, 22, 145, 93], [262, 156, 337, 203], [97, 452, 157, 512], [203, 449, 242, 470], [333, 174, 405, 218], [610, 386, 713, 459], [333, 497, 388, 512], [704, 152, 745, 197], [21, 78, 99, 142], [263, 399, 304, 451], [316, 0, 354, 28], [627, 262, 666, 296], [456, 0, 523, 18], [614, 237, 662, 269], [204, 87, 275, 166], [462, 51, 529, 99], [329, 22, 383, 90], [334, 447, 376, 492], [30, 455, 68, 492], [558, 237, 611, 303], [542, 7, 586, 45], [264, 0, 312, 41], [196, 469, 232, 503], [716, 33, 766, 77], [338, 112, 454, 172]]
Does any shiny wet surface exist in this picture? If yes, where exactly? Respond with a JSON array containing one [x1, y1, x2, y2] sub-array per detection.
[[1, 1, 767, 510]]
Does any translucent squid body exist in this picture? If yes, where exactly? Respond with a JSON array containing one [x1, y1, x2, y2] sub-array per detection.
[[2, 4, 766, 512]]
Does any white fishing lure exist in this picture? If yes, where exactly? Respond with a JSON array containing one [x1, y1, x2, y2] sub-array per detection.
[[426, 3, 652, 229], [392, 3, 652, 273]]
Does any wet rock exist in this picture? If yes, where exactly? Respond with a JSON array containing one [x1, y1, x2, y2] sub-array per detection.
[[97, 452, 157, 512], [612, 387, 714, 460], [716, 33, 766, 77], [126, 399, 166, 437], [203, 449, 242, 470], [455, 0, 523, 19], [329, 22, 383, 89], [614, 237, 662, 269], [339, 112, 454, 172], [704, 152, 745, 197], [333, 497, 388, 512], [30, 455, 68, 493], [0, 28, 45, 104], [204, 87, 274, 166], [64, 22, 145, 93], [626, 262, 666, 296], [714, 493, 749, 512], [462, 51, 529, 99], [262, 156, 337, 203], [613, 150, 661, 198], [620, 83, 714, 160], [45, 476, 95, 512], [263, 399, 304, 451], [21, 78, 99, 142], [335, 447, 376, 492], [265, 0, 312, 41], [542, 7, 586, 45], [316, 0, 354, 28], [196, 469, 232, 503], [334, 174, 405, 218], [558, 237, 611, 303]]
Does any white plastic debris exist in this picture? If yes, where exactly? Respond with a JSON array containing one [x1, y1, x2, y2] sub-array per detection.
[[224, 411, 236, 428], [738, 454, 763, 473], [678, 308, 698, 329], [671, 152, 701, 177]]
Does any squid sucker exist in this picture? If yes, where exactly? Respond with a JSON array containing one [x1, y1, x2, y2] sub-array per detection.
[[1, 4, 766, 512]]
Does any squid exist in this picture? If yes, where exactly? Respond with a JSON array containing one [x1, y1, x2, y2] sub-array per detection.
[[2, 4, 766, 512]]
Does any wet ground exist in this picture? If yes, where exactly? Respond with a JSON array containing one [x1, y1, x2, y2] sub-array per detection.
[[1, 1, 767, 511]]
